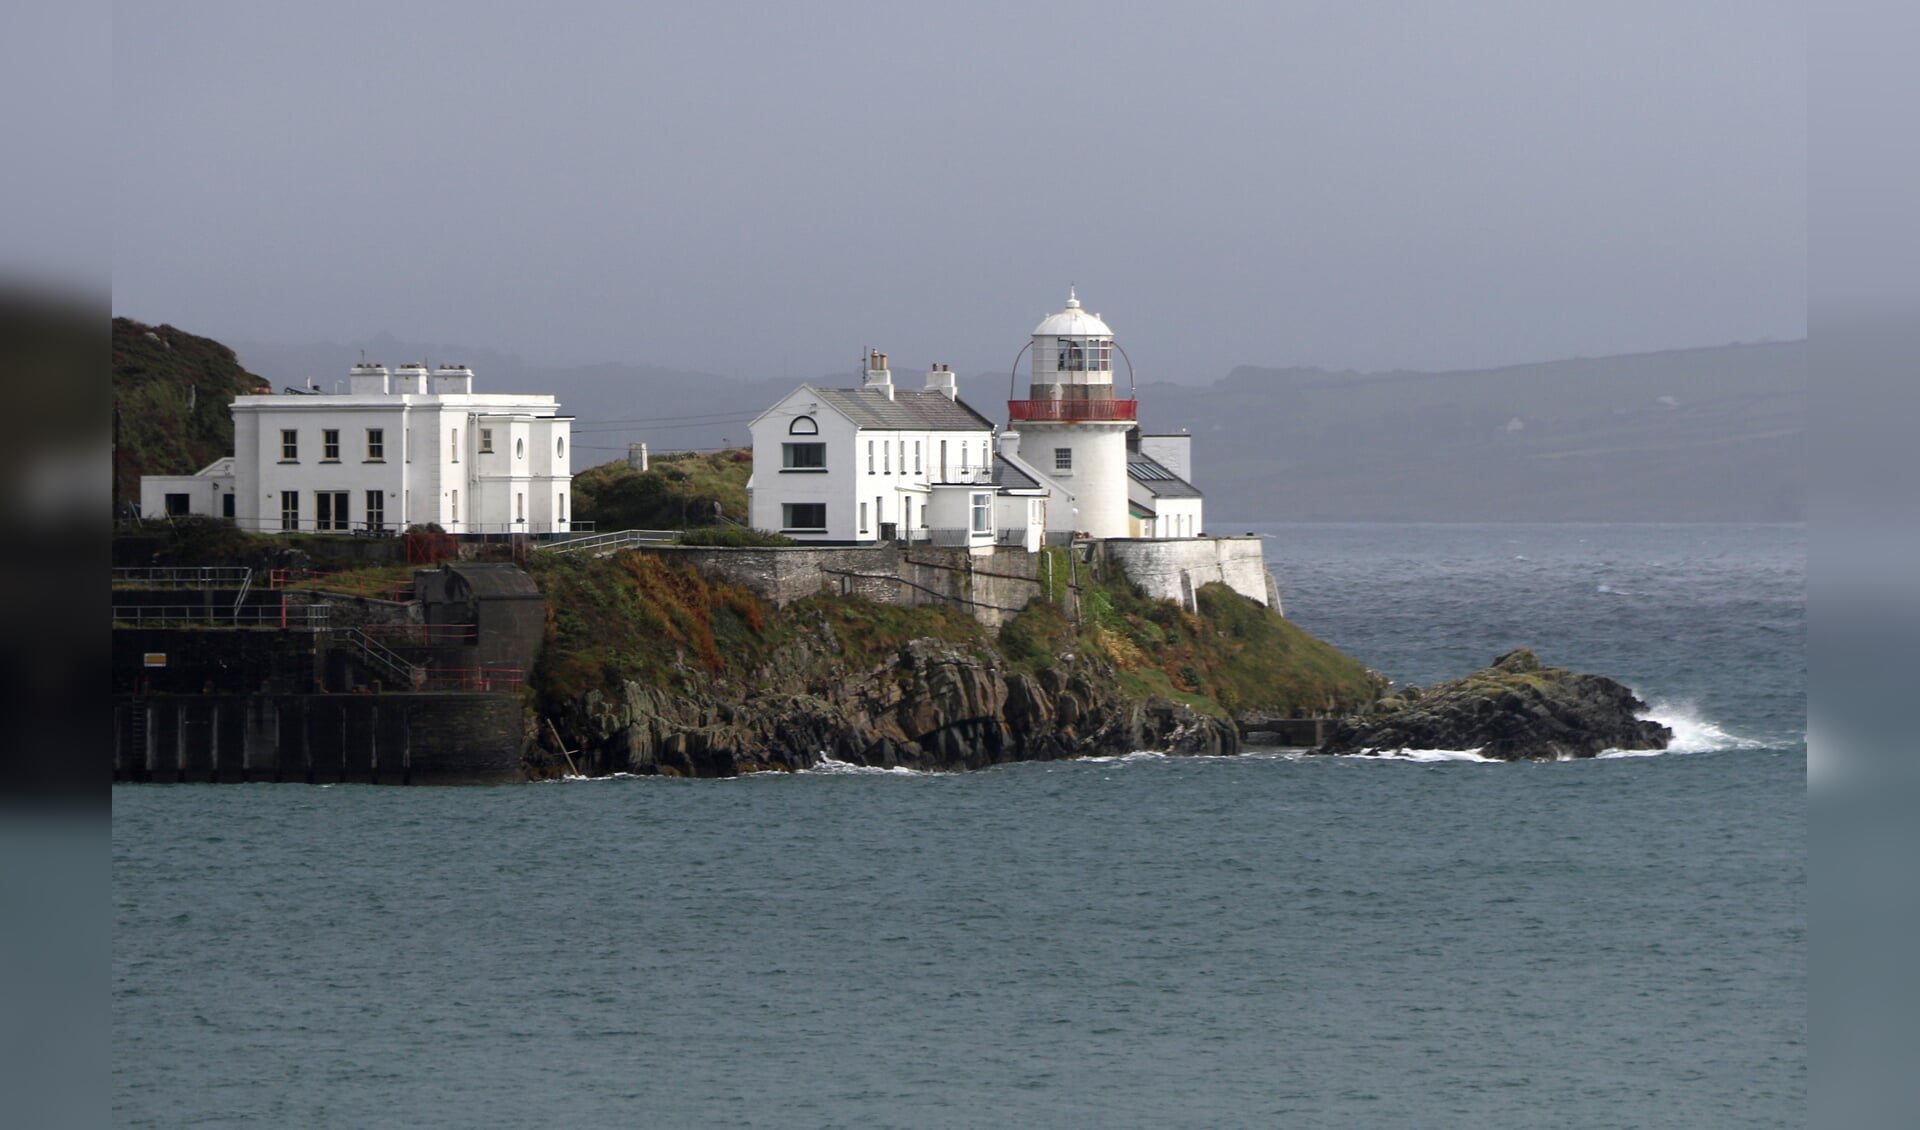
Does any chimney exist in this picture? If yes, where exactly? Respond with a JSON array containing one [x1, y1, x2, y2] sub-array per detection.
[[926, 362, 957, 400], [864, 348, 894, 400]]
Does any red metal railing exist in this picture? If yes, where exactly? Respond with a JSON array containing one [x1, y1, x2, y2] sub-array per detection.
[[270, 569, 415, 602], [1006, 399, 1138, 422]]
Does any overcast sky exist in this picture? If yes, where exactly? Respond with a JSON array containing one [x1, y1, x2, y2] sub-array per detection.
[[110, 1, 1804, 383]]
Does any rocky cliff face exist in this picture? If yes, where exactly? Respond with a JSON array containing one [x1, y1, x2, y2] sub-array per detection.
[[1315, 648, 1671, 761], [539, 636, 1238, 778]]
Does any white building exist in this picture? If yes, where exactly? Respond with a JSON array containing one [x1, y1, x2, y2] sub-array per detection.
[[139, 361, 573, 535], [748, 352, 1047, 550], [1126, 430, 1204, 538], [1004, 291, 1205, 540]]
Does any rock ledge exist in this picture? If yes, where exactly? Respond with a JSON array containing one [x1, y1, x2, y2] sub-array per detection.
[[1315, 648, 1671, 761]]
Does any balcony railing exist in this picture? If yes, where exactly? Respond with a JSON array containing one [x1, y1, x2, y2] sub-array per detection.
[[1006, 399, 1138, 422]]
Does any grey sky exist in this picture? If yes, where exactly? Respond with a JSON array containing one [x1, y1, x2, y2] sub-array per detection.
[[111, 1, 1804, 383]]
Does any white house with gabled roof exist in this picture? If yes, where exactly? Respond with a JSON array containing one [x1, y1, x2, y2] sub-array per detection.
[[747, 351, 1047, 550]]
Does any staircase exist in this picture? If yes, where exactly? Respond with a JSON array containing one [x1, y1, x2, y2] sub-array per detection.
[[340, 629, 426, 689]]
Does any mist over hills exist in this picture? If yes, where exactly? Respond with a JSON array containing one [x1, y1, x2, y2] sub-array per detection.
[[233, 335, 1803, 522]]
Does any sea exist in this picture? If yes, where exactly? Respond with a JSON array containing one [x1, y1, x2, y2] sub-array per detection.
[[113, 522, 1804, 1128]]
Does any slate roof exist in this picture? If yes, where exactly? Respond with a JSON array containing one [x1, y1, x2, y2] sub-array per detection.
[[1127, 453, 1203, 499], [992, 454, 1042, 491], [809, 387, 996, 432]]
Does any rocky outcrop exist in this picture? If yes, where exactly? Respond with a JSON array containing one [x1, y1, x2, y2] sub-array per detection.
[[539, 636, 1239, 778], [1315, 648, 1670, 761]]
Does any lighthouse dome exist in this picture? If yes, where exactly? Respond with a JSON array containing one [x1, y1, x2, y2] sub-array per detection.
[[1032, 289, 1113, 338]]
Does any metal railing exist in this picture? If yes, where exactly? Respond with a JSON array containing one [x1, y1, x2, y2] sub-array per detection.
[[270, 569, 415, 602], [112, 566, 254, 589], [1006, 398, 1138, 422], [359, 622, 480, 645], [113, 603, 332, 628], [417, 667, 525, 692], [537, 529, 679, 554], [340, 629, 426, 689]]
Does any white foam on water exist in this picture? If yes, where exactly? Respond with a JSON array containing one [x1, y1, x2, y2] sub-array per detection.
[[1604, 699, 1768, 757], [1079, 751, 1169, 765], [1341, 747, 1495, 763], [802, 754, 929, 776]]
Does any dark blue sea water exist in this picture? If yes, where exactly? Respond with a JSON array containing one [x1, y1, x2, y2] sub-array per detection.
[[113, 524, 1804, 1128]]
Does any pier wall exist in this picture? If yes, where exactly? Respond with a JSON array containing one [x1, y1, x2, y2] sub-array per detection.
[[112, 693, 526, 785]]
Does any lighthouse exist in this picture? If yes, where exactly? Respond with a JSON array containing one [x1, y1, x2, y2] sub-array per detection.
[[1009, 289, 1137, 539]]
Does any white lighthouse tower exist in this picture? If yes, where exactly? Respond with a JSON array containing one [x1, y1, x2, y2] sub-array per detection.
[[1010, 289, 1136, 539]]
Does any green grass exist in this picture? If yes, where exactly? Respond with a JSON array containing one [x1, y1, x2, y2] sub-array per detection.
[[113, 318, 266, 507], [995, 559, 1378, 718], [570, 449, 752, 531]]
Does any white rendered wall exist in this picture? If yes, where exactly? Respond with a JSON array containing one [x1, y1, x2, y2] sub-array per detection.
[[139, 469, 234, 519], [229, 390, 569, 535], [750, 387, 992, 543], [1102, 536, 1272, 609], [1016, 423, 1130, 538], [1139, 434, 1193, 482]]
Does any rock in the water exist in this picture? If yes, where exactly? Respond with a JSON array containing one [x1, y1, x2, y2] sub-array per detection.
[[1315, 648, 1671, 761]]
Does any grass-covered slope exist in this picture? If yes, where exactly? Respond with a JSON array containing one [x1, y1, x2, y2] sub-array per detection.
[[999, 548, 1379, 719], [529, 546, 1377, 726], [113, 317, 266, 506], [569, 449, 752, 531], [526, 550, 985, 707]]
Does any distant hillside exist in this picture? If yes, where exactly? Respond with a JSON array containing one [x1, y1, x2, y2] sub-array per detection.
[[1138, 342, 1805, 522], [112, 318, 266, 507]]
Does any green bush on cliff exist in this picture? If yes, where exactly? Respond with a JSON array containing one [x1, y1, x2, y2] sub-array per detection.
[[570, 449, 751, 531]]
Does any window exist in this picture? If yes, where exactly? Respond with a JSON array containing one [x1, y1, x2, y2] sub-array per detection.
[[867, 440, 875, 473], [781, 502, 826, 531], [859, 501, 868, 533], [558, 492, 566, 521], [222, 494, 235, 519], [280, 492, 299, 531], [516, 492, 524, 523], [1056, 337, 1110, 372], [316, 491, 349, 531], [789, 415, 818, 435], [322, 429, 340, 461], [280, 429, 298, 461], [515, 437, 524, 459], [451, 429, 459, 462], [1054, 447, 1073, 472], [914, 441, 922, 474], [940, 440, 948, 479], [961, 444, 969, 473], [365, 490, 385, 533], [366, 428, 384, 460], [883, 440, 891, 474], [480, 428, 494, 454], [971, 493, 992, 535], [782, 442, 826, 470], [164, 493, 190, 517], [556, 436, 566, 459]]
